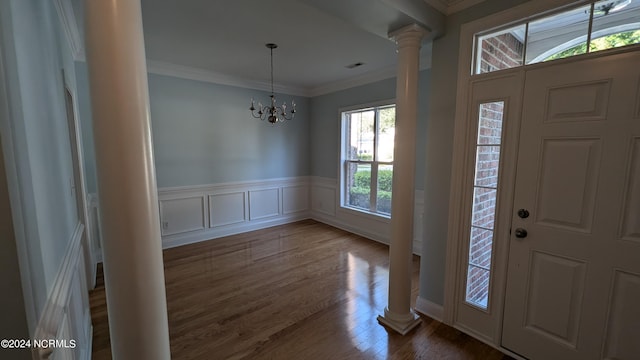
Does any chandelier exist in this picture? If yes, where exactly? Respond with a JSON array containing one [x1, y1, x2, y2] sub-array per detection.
[[250, 43, 296, 124]]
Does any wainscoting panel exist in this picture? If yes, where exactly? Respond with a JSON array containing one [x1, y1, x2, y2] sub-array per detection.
[[283, 185, 309, 215], [209, 192, 246, 227], [158, 178, 311, 249], [33, 223, 92, 360], [249, 188, 280, 220], [159, 196, 207, 236], [311, 177, 337, 217], [90, 176, 424, 258]]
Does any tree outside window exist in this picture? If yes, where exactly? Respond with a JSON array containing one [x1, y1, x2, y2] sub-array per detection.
[[341, 104, 395, 216]]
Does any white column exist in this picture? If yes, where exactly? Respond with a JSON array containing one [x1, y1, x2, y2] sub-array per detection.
[[377, 24, 428, 335], [84, 1, 171, 358]]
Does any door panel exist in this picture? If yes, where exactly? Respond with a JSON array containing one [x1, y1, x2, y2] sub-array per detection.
[[502, 50, 640, 360], [602, 270, 640, 359], [535, 138, 600, 232], [525, 251, 586, 347], [544, 80, 610, 123], [620, 137, 640, 242]]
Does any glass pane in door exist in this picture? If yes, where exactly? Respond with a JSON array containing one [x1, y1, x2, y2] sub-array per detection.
[[465, 101, 505, 310]]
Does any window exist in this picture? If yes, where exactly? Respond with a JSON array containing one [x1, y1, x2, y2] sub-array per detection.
[[474, 0, 640, 75], [465, 101, 505, 310], [341, 103, 395, 216]]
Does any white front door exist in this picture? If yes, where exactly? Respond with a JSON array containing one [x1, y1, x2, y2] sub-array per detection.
[[502, 50, 640, 359]]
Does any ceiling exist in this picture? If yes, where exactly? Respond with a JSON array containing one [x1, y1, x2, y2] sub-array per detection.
[[67, 0, 480, 96]]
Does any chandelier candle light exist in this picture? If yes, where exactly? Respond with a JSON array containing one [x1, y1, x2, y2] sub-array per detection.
[[250, 43, 296, 124]]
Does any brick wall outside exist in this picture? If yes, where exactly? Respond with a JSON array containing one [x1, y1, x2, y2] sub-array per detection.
[[479, 33, 524, 74], [466, 30, 521, 306], [465, 100, 505, 307]]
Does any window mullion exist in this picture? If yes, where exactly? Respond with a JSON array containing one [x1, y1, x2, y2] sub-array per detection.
[[370, 109, 380, 212], [370, 162, 378, 212]]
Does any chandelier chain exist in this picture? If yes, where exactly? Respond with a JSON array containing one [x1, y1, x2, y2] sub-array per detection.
[[249, 43, 296, 124]]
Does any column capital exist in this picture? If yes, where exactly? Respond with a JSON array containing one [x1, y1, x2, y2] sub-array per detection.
[[388, 24, 429, 48]]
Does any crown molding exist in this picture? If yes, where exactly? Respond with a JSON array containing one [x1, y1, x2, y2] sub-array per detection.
[[55, 0, 434, 98], [308, 66, 397, 97], [145, 60, 311, 96], [309, 55, 432, 97], [146, 57, 431, 98], [423, 0, 485, 15], [446, 0, 486, 14], [53, 0, 84, 61]]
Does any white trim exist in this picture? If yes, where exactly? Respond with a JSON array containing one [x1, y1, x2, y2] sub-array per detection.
[[446, 0, 487, 14], [309, 66, 397, 97], [444, 0, 595, 348], [72, 57, 435, 99], [423, 0, 486, 15], [452, 322, 528, 360], [0, 24, 39, 334], [76, 47, 433, 98], [310, 176, 424, 255], [32, 223, 92, 360], [338, 98, 397, 114], [162, 212, 309, 250], [158, 176, 310, 195], [158, 177, 310, 250], [146, 60, 309, 97], [87, 193, 103, 265], [91, 176, 424, 260], [146, 60, 434, 98], [62, 79, 95, 292], [414, 296, 444, 321], [52, 0, 83, 61]]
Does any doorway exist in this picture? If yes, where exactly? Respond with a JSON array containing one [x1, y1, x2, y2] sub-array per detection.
[[451, 48, 640, 359]]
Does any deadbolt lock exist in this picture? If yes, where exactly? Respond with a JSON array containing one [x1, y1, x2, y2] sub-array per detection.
[[517, 208, 530, 219]]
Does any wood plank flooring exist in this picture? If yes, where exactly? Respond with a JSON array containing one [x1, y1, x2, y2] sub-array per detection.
[[90, 220, 512, 359]]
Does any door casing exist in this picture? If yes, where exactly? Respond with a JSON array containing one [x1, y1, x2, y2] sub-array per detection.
[[444, 0, 640, 355]]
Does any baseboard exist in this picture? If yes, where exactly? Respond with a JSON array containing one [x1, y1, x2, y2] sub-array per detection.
[[162, 212, 310, 250], [311, 210, 390, 245], [414, 296, 444, 322], [32, 222, 92, 359]]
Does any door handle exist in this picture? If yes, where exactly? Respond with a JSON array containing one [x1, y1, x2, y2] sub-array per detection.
[[514, 228, 528, 238]]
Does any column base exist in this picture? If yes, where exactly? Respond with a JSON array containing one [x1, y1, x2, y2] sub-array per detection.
[[377, 307, 421, 335]]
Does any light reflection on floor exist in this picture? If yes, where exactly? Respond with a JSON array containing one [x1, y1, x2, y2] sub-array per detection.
[[346, 251, 392, 359]]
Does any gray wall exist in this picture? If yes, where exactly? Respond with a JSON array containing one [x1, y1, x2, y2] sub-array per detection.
[[75, 63, 310, 190], [149, 75, 310, 187], [0, 137, 29, 359], [310, 69, 431, 190], [0, 0, 81, 332], [419, 0, 530, 306]]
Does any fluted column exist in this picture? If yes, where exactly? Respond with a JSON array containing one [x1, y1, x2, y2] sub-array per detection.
[[377, 24, 428, 335], [84, 1, 171, 358]]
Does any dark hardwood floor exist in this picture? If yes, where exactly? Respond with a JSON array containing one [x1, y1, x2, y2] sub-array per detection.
[[90, 220, 512, 359]]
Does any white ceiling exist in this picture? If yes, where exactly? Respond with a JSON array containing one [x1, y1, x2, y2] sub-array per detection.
[[67, 0, 480, 96]]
